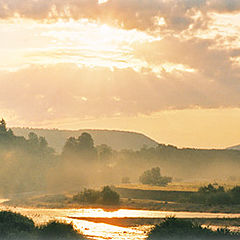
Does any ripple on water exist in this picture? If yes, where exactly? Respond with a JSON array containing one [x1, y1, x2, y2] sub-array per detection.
[[0, 206, 239, 240]]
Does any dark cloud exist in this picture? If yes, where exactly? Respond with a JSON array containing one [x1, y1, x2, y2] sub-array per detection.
[[133, 36, 240, 84], [0, 0, 239, 32], [1, 1, 240, 123], [208, 0, 240, 13], [0, 63, 239, 122]]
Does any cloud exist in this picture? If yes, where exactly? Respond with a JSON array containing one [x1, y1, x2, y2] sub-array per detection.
[[208, 0, 240, 13], [0, 63, 240, 123], [1, 1, 240, 125], [133, 36, 239, 84], [1, 0, 240, 32]]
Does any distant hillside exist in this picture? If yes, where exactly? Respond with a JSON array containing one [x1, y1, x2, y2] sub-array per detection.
[[12, 128, 159, 152], [227, 144, 240, 151]]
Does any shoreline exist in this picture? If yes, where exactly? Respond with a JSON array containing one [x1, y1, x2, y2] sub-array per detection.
[[4, 197, 240, 214]]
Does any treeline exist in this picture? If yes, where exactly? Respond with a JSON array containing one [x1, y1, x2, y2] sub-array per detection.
[[1, 119, 240, 195], [60, 133, 240, 184], [188, 184, 240, 205], [114, 144, 240, 180], [0, 119, 56, 195]]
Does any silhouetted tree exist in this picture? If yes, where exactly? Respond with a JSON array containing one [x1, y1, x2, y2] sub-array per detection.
[[0, 118, 7, 132], [62, 133, 97, 161], [139, 167, 172, 186], [63, 137, 77, 154], [198, 184, 225, 194], [78, 132, 94, 150], [101, 186, 120, 205]]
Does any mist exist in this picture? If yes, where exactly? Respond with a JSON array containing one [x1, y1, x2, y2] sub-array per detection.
[[0, 118, 239, 199]]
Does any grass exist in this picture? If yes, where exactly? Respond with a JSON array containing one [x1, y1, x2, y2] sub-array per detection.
[[117, 181, 238, 192]]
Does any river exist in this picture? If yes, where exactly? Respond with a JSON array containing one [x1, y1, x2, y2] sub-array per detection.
[[0, 204, 240, 240]]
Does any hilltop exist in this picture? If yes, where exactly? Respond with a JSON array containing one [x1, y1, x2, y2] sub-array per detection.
[[12, 128, 159, 152], [227, 145, 240, 151]]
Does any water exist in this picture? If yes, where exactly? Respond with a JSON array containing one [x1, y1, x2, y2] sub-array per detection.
[[0, 204, 239, 239]]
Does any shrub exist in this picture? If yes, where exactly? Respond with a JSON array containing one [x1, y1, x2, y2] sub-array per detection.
[[38, 221, 84, 240], [229, 186, 240, 204], [139, 167, 172, 186], [0, 211, 87, 240], [198, 184, 225, 194], [101, 186, 120, 205], [73, 189, 101, 203], [0, 211, 35, 239], [147, 217, 239, 240], [73, 186, 120, 205], [189, 185, 240, 205]]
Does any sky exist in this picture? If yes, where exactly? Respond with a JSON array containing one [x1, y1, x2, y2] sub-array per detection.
[[1, 0, 240, 149]]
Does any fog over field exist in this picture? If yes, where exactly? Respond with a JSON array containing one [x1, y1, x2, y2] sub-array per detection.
[[0, 0, 240, 239]]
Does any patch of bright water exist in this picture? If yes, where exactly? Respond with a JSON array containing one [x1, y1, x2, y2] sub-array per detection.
[[0, 205, 239, 240], [62, 218, 150, 240]]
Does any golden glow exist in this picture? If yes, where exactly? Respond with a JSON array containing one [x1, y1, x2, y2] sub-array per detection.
[[98, 0, 109, 4], [7, 108, 240, 149], [0, 18, 156, 71], [151, 63, 196, 75], [1, 9, 240, 149], [190, 12, 240, 49]]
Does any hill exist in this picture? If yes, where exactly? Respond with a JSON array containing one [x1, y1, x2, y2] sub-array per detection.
[[12, 128, 159, 152], [227, 145, 240, 151]]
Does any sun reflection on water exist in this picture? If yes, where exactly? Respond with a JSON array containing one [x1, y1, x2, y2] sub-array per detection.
[[61, 218, 150, 240], [0, 205, 240, 240]]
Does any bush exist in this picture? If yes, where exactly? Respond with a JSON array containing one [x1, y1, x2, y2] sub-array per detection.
[[147, 217, 239, 240], [38, 221, 84, 240], [189, 185, 240, 205], [73, 189, 101, 203], [229, 186, 240, 204], [198, 184, 225, 194], [139, 167, 172, 186], [0, 211, 86, 240], [0, 211, 35, 239], [73, 186, 120, 205], [101, 186, 120, 205]]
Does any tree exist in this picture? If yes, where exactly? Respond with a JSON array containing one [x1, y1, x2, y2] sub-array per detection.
[[78, 132, 94, 150], [97, 144, 113, 163], [101, 186, 120, 205], [0, 118, 7, 133], [139, 167, 172, 186], [63, 137, 77, 154], [198, 184, 225, 194], [62, 133, 97, 161], [28, 132, 39, 145]]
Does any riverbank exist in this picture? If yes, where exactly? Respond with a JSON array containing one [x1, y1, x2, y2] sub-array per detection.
[[4, 195, 240, 214]]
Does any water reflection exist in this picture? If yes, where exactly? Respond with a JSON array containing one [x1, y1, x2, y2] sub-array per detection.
[[62, 218, 150, 240], [0, 205, 239, 240]]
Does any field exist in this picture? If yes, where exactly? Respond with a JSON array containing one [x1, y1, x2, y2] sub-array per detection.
[[116, 181, 238, 192], [4, 181, 240, 214]]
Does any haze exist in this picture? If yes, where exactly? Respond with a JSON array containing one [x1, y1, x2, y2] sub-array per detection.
[[1, 0, 240, 148]]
